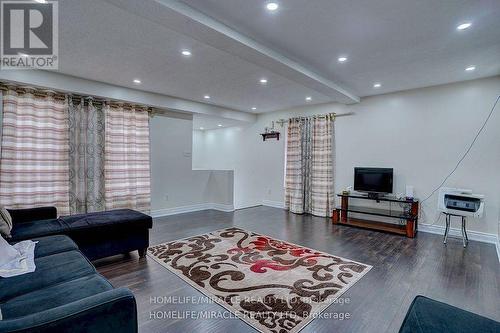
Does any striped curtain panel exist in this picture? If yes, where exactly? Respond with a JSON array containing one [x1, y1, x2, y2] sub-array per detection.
[[104, 104, 151, 212], [284, 116, 334, 217], [311, 116, 334, 216], [68, 98, 105, 214], [284, 118, 306, 214], [0, 88, 70, 215]]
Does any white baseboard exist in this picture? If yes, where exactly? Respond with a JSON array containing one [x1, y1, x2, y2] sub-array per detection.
[[257, 203, 500, 262], [418, 223, 497, 244], [152, 203, 500, 262], [209, 203, 235, 212], [235, 203, 262, 210], [151, 203, 234, 218], [262, 200, 285, 209], [419, 223, 499, 262]]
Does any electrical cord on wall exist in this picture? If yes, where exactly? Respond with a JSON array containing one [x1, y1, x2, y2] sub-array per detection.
[[420, 94, 500, 205]]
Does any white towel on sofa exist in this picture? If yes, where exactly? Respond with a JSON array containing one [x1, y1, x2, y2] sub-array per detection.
[[0, 237, 37, 278], [0, 235, 19, 266]]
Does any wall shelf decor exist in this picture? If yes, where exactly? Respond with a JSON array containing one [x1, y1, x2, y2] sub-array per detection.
[[260, 131, 280, 141], [261, 121, 280, 141]]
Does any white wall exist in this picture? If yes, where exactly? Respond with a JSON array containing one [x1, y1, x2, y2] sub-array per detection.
[[193, 126, 269, 209], [193, 76, 500, 236], [150, 114, 233, 214]]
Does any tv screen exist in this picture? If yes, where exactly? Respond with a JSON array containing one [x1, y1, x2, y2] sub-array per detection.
[[354, 167, 393, 194]]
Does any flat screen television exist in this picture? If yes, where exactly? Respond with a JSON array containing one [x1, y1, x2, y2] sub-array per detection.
[[354, 167, 393, 194]]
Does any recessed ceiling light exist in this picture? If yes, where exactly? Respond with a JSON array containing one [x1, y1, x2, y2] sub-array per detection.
[[338, 56, 348, 63], [218, 124, 223, 127], [133, 79, 141, 84], [199, 127, 204, 130], [34, 0, 47, 3], [266, 2, 279, 11], [204, 95, 210, 99], [456, 22, 472, 30], [181, 50, 192, 56], [373, 83, 382, 88], [465, 66, 476, 71], [251, 107, 257, 110], [305, 96, 312, 101], [260, 78, 268, 84]]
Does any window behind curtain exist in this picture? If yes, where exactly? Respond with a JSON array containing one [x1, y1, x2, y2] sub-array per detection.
[[104, 104, 151, 212], [0, 88, 152, 215], [0, 89, 70, 215]]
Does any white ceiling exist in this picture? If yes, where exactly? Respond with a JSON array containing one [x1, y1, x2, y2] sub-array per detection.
[[54, 0, 500, 115], [193, 114, 248, 131], [57, 0, 335, 114], [182, 0, 500, 97]]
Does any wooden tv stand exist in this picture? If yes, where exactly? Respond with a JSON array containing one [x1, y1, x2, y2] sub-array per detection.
[[332, 193, 419, 238]]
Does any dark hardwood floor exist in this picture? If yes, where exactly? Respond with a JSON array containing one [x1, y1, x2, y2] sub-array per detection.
[[95, 206, 500, 333]]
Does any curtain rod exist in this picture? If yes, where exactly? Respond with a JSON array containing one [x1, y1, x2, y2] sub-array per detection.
[[0, 82, 153, 111], [275, 112, 341, 127], [289, 112, 336, 120]]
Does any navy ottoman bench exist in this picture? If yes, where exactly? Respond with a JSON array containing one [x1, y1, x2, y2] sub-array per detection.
[[8, 207, 153, 261]]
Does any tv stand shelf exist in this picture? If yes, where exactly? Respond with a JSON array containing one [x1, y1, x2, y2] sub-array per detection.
[[342, 205, 415, 220], [333, 193, 419, 238]]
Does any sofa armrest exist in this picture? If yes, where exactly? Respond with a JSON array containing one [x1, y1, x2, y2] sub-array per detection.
[[0, 288, 137, 333], [7, 207, 58, 224]]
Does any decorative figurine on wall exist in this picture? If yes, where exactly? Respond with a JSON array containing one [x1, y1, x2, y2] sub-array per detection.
[[260, 121, 280, 141]]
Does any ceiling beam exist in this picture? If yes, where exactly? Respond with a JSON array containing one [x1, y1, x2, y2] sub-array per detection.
[[0, 70, 257, 123], [105, 0, 360, 104]]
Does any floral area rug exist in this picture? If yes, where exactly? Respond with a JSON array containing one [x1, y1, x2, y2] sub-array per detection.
[[148, 227, 372, 333]]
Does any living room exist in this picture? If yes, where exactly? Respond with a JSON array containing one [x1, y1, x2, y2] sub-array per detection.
[[0, 1, 499, 333]]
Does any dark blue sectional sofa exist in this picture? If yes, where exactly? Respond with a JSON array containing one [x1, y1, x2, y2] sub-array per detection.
[[0, 235, 137, 333], [8, 207, 153, 260], [0, 207, 153, 332], [399, 296, 500, 333]]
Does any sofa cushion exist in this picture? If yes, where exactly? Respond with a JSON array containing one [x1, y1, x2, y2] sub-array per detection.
[[33, 235, 78, 258], [0, 274, 113, 319], [399, 295, 500, 333], [7, 207, 58, 224], [60, 209, 152, 232], [0, 250, 95, 302], [10, 218, 69, 242]]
